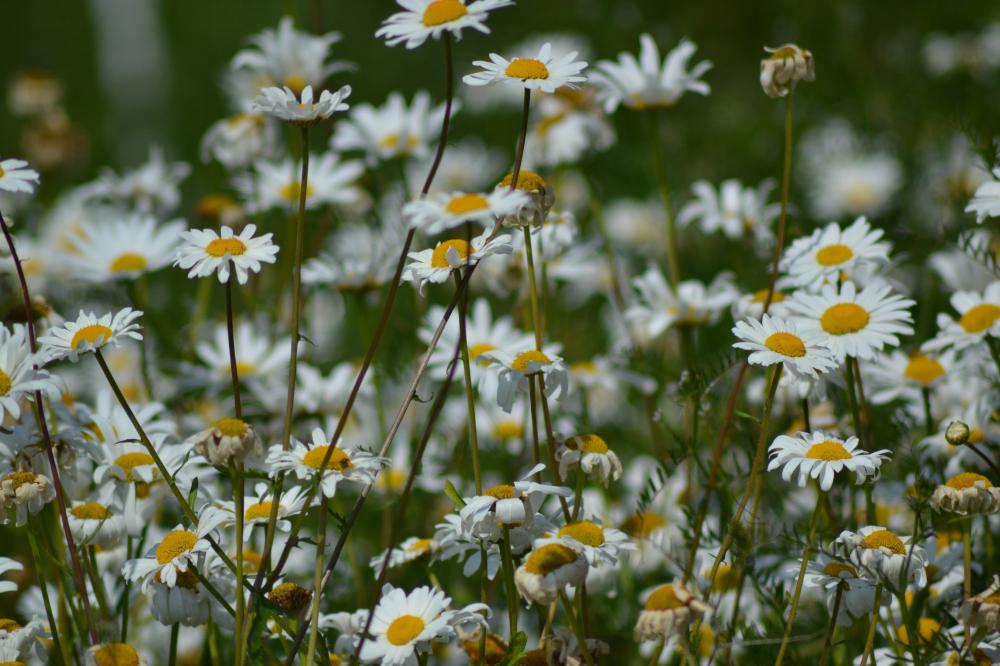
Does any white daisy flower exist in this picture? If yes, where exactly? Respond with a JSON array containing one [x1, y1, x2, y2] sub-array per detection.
[[524, 95, 615, 168], [0, 557, 23, 594], [240, 152, 365, 213], [376, 0, 513, 49], [67, 499, 126, 548], [759, 44, 815, 98], [369, 536, 439, 578], [732, 314, 839, 383], [85, 644, 149, 666], [404, 188, 528, 235], [929, 472, 1000, 515], [767, 431, 890, 491], [463, 43, 589, 93], [677, 178, 780, 243], [534, 518, 635, 566], [331, 90, 449, 165], [200, 482, 309, 534], [514, 543, 588, 605], [148, 572, 212, 627], [625, 267, 738, 340], [359, 584, 488, 665], [123, 522, 214, 592], [556, 433, 623, 486], [494, 169, 556, 227], [787, 280, 915, 362], [966, 166, 1000, 223], [0, 324, 57, 423], [592, 34, 712, 112], [923, 281, 1000, 352], [0, 469, 55, 526], [200, 112, 276, 169], [64, 214, 186, 282], [475, 400, 528, 451], [265, 426, 385, 499], [802, 555, 881, 626], [730, 285, 794, 320], [296, 361, 373, 416], [252, 84, 351, 126], [173, 224, 278, 285], [0, 157, 40, 194], [865, 349, 954, 408], [832, 525, 928, 587], [196, 321, 291, 384], [38, 308, 143, 362], [483, 347, 569, 413], [633, 582, 710, 643], [185, 417, 262, 467], [402, 231, 512, 293], [84, 147, 190, 215], [785, 217, 891, 291], [459, 464, 573, 541]]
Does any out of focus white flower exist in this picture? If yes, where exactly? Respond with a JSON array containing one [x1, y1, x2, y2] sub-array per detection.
[[966, 166, 1000, 223], [252, 84, 351, 126], [64, 214, 186, 282], [678, 178, 779, 244], [84, 147, 190, 214], [240, 152, 366, 213], [200, 112, 276, 169], [625, 268, 738, 340], [0, 157, 40, 194], [332, 90, 449, 166]]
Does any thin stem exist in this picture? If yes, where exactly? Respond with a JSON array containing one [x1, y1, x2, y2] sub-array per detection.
[[774, 489, 825, 665], [234, 466, 246, 666], [455, 270, 482, 494], [963, 517, 972, 648], [509, 89, 531, 195], [558, 591, 594, 666], [523, 226, 543, 349], [858, 584, 883, 666], [987, 336, 1000, 377], [121, 537, 132, 641], [500, 525, 519, 639], [168, 623, 180, 666], [921, 387, 933, 436], [820, 583, 843, 665], [645, 109, 681, 288], [305, 496, 329, 666], [538, 383, 572, 522], [225, 275, 242, 419], [573, 469, 585, 521], [802, 398, 812, 433], [27, 518, 68, 666], [84, 545, 111, 619], [527, 376, 542, 466], [965, 442, 1000, 478]]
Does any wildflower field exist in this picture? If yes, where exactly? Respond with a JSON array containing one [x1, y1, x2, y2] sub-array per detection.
[[2, 1, 1000, 664]]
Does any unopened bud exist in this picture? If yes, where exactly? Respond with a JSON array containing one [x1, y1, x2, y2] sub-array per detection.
[[760, 44, 815, 98], [945, 421, 971, 446]]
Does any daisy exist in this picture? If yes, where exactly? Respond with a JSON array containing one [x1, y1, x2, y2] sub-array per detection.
[[174, 224, 278, 285], [185, 417, 263, 466], [369, 537, 438, 578], [85, 644, 149, 666], [929, 472, 1000, 515], [625, 268, 738, 341], [252, 84, 351, 126], [535, 518, 635, 566], [0, 470, 55, 526], [962, 576, 1000, 632], [787, 280, 915, 361], [483, 347, 569, 413], [634, 582, 710, 643], [241, 152, 366, 213], [759, 44, 815, 98], [376, 0, 513, 49], [677, 178, 781, 242], [495, 169, 556, 227], [302, 217, 403, 291], [196, 322, 291, 384], [84, 147, 190, 214], [475, 401, 528, 451], [265, 426, 385, 498], [403, 188, 528, 235], [123, 523, 215, 591], [732, 314, 839, 382], [67, 499, 126, 548], [767, 431, 890, 491], [0, 324, 57, 423], [331, 90, 449, 165], [514, 543, 588, 605], [923, 281, 1000, 352], [802, 555, 881, 626], [966, 166, 1000, 223], [0, 157, 40, 194], [0, 557, 23, 594], [463, 43, 589, 93], [525, 94, 615, 168], [64, 214, 186, 281], [786, 217, 891, 290], [402, 231, 512, 292], [592, 34, 712, 112], [556, 433, 623, 486], [865, 350, 955, 417], [200, 112, 275, 169], [730, 284, 794, 320], [359, 584, 488, 665], [459, 464, 572, 541], [200, 482, 309, 533], [148, 572, 211, 627], [832, 526, 928, 587], [38, 308, 143, 362], [296, 361, 373, 416]]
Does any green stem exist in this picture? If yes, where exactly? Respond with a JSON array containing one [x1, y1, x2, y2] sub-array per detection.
[[774, 489, 825, 665], [963, 517, 972, 648], [455, 270, 482, 494], [523, 226, 543, 349], [500, 525, 519, 639], [527, 376, 542, 466], [27, 519, 68, 666], [645, 109, 681, 288], [169, 623, 180, 666], [234, 466, 246, 666], [225, 275, 242, 419], [305, 496, 329, 666], [558, 591, 594, 666], [858, 584, 883, 666]]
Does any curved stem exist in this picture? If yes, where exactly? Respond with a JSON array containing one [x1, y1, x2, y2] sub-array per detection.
[[509, 89, 531, 194], [818, 583, 845, 666], [774, 490, 825, 665], [455, 270, 482, 494]]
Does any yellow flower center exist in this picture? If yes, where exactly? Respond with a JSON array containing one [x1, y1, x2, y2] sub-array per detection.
[[499, 169, 547, 192], [2, 471, 37, 489], [212, 417, 249, 438], [0, 166, 5, 178], [445, 193, 490, 215], [764, 331, 806, 357], [523, 543, 578, 575], [622, 512, 666, 539], [70, 324, 114, 350], [155, 530, 198, 564], [897, 618, 941, 646], [697, 625, 715, 658], [109, 253, 148, 274], [566, 433, 609, 454], [114, 452, 155, 481], [197, 193, 239, 220], [468, 341, 496, 366], [494, 420, 523, 439], [0, 618, 22, 632], [245, 501, 274, 521], [235, 361, 257, 376], [71, 502, 111, 520], [706, 563, 742, 592], [959, 303, 1000, 334], [430, 239, 471, 268], [485, 484, 515, 499], [645, 584, 684, 610], [91, 643, 140, 666], [0, 370, 10, 397], [205, 237, 247, 257], [822, 562, 858, 577], [969, 428, 985, 444], [945, 472, 991, 490], [815, 244, 854, 267], [558, 520, 605, 546], [751, 289, 785, 303], [406, 538, 434, 553], [386, 614, 426, 645], [302, 445, 353, 472], [861, 529, 905, 554], [820, 302, 870, 335], [268, 582, 311, 612], [505, 58, 550, 80], [284, 75, 307, 94], [421, 0, 467, 26], [512, 350, 551, 372], [279, 182, 314, 202], [904, 354, 945, 385], [242, 549, 262, 574], [805, 440, 852, 460]]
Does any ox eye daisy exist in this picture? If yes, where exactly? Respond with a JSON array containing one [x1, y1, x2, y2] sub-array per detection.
[[514, 542, 588, 605], [833, 525, 928, 587], [495, 169, 556, 227], [404, 188, 529, 235], [265, 426, 385, 498], [930, 472, 1000, 515], [634, 582, 710, 643], [0, 156, 40, 194], [38, 308, 143, 362], [732, 314, 838, 382], [252, 84, 351, 126], [67, 500, 125, 548], [375, 0, 514, 50], [923, 281, 1000, 352], [370, 536, 439, 577], [786, 216, 891, 290], [331, 90, 448, 165], [767, 431, 890, 491], [240, 153, 365, 213], [966, 166, 1000, 223], [174, 224, 279, 285], [463, 43, 589, 93], [0, 323, 57, 423], [788, 280, 915, 362], [185, 417, 263, 466], [626, 268, 738, 340], [556, 433, 623, 486], [403, 231, 512, 292], [459, 464, 572, 541], [123, 523, 214, 591], [483, 347, 569, 413], [760, 44, 815, 98], [1, 470, 55, 526], [85, 644, 149, 666], [535, 518, 635, 566], [64, 215, 186, 282]]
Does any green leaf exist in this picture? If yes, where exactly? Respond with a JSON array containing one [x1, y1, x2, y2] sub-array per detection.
[[443, 480, 466, 508]]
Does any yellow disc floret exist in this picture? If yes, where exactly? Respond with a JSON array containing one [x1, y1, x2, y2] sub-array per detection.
[[505, 58, 550, 80], [523, 543, 578, 575], [445, 193, 489, 215], [109, 253, 148, 274], [114, 452, 155, 481], [904, 354, 945, 385], [91, 643, 140, 666], [205, 237, 247, 257], [959, 303, 1000, 334], [645, 583, 684, 611], [820, 303, 870, 335], [815, 244, 854, 267], [764, 331, 806, 357], [558, 521, 605, 547], [302, 445, 353, 472], [512, 350, 551, 372], [71, 324, 113, 350], [422, 0, 467, 27], [861, 529, 905, 554], [212, 417, 249, 438], [805, 440, 852, 461], [71, 502, 111, 520], [386, 614, 426, 646], [945, 472, 991, 490], [430, 239, 471, 268], [155, 530, 198, 564]]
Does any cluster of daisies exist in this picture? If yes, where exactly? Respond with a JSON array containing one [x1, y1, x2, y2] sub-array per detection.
[[0, 1, 998, 665]]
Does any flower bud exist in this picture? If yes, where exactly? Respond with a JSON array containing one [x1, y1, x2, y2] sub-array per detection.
[[945, 420, 971, 446], [760, 44, 814, 98], [187, 418, 261, 466]]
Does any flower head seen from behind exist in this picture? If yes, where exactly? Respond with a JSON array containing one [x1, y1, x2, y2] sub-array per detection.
[[174, 224, 279, 285], [484, 348, 569, 413], [929, 472, 1000, 515], [768, 431, 890, 491], [634, 582, 710, 643], [833, 525, 928, 587], [514, 542, 588, 605], [376, 0, 513, 50], [0, 156, 40, 194], [252, 84, 351, 126], [593, 34, 711, 112], [760, 44, 815, 98], [39, 308, 143, 362], [464, 43, 588, 93]]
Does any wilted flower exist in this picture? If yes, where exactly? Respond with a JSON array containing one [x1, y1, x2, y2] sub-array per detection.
[[760, 44, 815, 98]]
